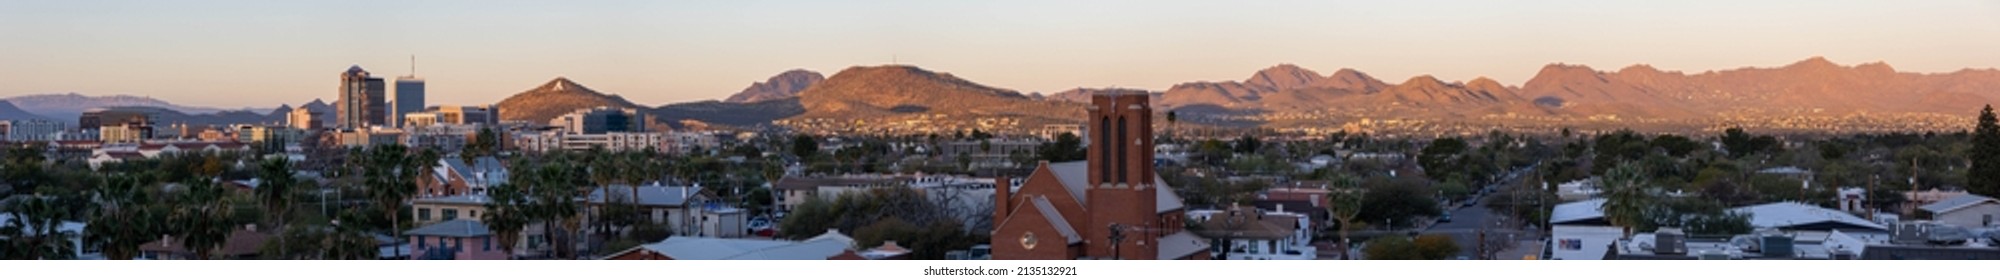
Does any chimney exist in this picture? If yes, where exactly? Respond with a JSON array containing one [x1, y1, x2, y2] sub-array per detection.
[[994, 175, 1010, 228]]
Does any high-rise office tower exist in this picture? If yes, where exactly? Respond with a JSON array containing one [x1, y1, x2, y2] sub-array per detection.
[[339, 65, 387, 129], [394, 79, 425, 128]]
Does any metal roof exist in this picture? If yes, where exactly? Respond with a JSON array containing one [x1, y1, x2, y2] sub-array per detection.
[[1731, 202, 1887, 232], [586, 184, 706, 207], [1550, 198, 1608, 225], [403, 219, 492, 237], [1044, 161, 1186, 213], [1920, 194, 2000, 214], [629, 230, 854, 260]]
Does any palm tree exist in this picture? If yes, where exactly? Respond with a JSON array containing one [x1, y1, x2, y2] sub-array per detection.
[[1323, 175, 1364, 259], [87, 174, 160, 260], [481, 183, 531, 259], [362, 144, 419, 258], [171, 179, 234, 260], [254, 158, 296, 257], [3, 195, 77, 259], [524, 161, 583, 259], [1600, 164, 1651, 238]]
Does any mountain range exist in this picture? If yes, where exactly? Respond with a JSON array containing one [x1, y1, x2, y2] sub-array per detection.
[[0, 101, 50, 121], [16, 56, 2000, 134]]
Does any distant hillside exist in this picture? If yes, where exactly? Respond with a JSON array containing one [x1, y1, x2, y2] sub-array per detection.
[[0, 101, 51, 121], [1048, 88, 1160, 103], [1516, 57, 2000, 119], [785, 65, 1085, 134], [795, 65, 1076, 117], [2, 93, 239, 124], [652, 97, 805, 129], [723, 70, 824, 103], [494, 77, 643, 124]]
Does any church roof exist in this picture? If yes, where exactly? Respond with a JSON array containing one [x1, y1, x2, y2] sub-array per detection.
[[1041, 161, 1185, 214]]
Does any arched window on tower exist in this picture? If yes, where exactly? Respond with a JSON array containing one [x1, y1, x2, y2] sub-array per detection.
[[1117, 116, 1128, 184], [1100, 116, 1111, 182]]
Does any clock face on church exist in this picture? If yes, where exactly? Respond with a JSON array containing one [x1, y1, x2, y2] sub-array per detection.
[[1020, 232, 1039, 250]]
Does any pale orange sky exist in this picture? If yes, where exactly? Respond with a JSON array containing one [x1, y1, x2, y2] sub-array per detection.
[[4, 0, 2000, 108]]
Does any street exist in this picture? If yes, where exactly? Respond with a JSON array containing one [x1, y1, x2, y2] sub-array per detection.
[[1421, 167, 1540, 259]]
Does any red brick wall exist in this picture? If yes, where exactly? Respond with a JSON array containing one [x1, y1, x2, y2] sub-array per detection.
[[991, 200, 1077, 260]]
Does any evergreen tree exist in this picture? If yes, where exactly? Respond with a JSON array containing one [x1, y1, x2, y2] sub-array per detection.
[[1970, 105, 2000, 196]]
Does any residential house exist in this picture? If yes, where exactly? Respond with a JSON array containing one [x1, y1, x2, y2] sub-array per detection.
[[1187, 206, 1315, 260], [404, 220, 508, 260], [422, 156, 508, 197], [772, 176, 901, 214], [599, 229, 864, 260], [1547, 198, 1622, 260], [1903, 189, 1970, 216], [1556, 178, 1602, 202], [585, 184, 739, 237], [773, 174, 999, 233], [409, 194, 548, 258], [1919, 194, 2000, 229]]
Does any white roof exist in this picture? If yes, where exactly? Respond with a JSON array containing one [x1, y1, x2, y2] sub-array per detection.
[[0, 213, 85, 236], [1550, 198, 1607, 225], [1730, 202, 1886, 231], [627, 230, 854, 260], [1919, 194, 2000, 214], [586, 184, 706, 207]]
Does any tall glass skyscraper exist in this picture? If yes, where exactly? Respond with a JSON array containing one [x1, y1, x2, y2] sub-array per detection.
[[339, 65, 387, 129], [393, 76, 425, 128]]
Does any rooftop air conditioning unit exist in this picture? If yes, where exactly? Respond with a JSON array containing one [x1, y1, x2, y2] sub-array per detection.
[[1655, 228, 1687, 255], [1760, 235, 1795, 258]]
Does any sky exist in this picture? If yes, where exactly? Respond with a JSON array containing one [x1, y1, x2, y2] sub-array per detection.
[[4, 0, 2000, 108]]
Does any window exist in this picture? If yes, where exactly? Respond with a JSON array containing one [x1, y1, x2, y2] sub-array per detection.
[[455, 238, 464, 251], [418, 208, 432, 221], [1116, 116, 1127, 184], [484, 238, 492, 251], [1986, 214, 1993, 227], [417, 237, 427, 250], [443, 209, 459, 221], [1560, 239, 1583, 251], [469, 210, 478, 219]]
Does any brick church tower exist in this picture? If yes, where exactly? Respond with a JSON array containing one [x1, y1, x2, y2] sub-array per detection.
[[1084, 92, 1158, 259], [990, 91, 1203, 260]]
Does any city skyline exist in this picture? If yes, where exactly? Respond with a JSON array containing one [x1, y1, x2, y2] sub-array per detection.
[[4, 1, 2000, 108]]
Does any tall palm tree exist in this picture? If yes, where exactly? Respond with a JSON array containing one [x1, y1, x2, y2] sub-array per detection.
[[254, 158, 296, 256], [87, 174, 159, 260], [362, 144, 419, 258], [171, 179, 234, 260], [481, 183, 531, 259], [1600, 164, 1651, 238]]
